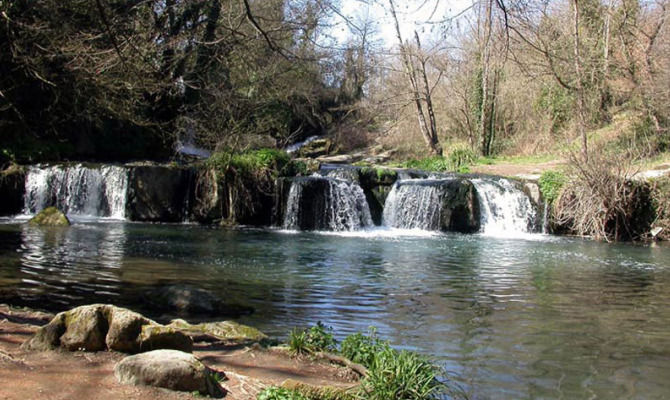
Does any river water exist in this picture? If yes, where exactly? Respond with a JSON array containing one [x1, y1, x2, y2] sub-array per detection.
[[1, 221, 669, 399]]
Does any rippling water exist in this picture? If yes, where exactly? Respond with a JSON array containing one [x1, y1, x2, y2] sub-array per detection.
[[1, 221, 669, 399]]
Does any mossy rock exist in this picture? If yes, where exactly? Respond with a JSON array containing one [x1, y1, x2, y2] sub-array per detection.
[[139, 324, 193, 353], [168, 319, 267, 344], [28, 207, 70, 226]]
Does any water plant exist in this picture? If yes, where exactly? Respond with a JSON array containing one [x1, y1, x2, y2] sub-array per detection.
[[288, 322, 337, 355]]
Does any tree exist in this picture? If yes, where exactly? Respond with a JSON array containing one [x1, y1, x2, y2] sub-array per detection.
[[387, 0, 442, 156]]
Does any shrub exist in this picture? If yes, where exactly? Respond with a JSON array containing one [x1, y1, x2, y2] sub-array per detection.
[[340, 328, 387, 369], [448, 148, 477, 170], [362, 347, 444, 400], [258, 387, 308, 400], [538, 170, 567, 204], [288, 322, 337, 355], [554, 150, 654, 241]]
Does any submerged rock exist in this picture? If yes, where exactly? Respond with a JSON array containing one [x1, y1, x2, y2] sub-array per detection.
[[28, 207, 70, 227], [22, 304, 192, 353], [114, 350, 225, 397], [144, 284, 254, 317]]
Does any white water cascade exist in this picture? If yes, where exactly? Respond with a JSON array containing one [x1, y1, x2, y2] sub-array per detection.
[[471, 178, 536, 235], [283, 176, 373, 231], [382, 179, 449, 230], [23, 164, 129, 219]]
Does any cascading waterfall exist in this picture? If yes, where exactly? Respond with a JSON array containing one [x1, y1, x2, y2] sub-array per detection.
[[283, 176, 373, 231], [382, 179, 447, 230], [471, 178, 536, 235], [23, 164, 129, 219]]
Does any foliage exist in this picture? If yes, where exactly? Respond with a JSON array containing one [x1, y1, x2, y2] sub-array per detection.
[[403, 147, 477, 173], [361, 347, 445, 400], [340, 328, 387, 369], [448, 148, 477, 170], [535, 85, 574, 133], [288, 322, 337, 355], [538, 171, 567, 204], [207, 149, 295, 178], [258, 387, 308, 400]]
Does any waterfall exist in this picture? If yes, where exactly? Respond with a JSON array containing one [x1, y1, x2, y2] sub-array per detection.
[[23, 164, 129, 219], [282, 176, 373, 231], [471, 178, 536, 235], [382, 179, 447, 230]]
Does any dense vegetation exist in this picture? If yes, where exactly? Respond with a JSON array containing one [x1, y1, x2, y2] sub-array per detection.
[[0, 0, 365, 165], [258, 324, 450, 400]]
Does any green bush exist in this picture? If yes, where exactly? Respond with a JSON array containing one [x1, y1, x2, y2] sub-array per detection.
[[404, 156, 451, 172], [340, 328, 387, 369], [363, 347, 444, 400], [288, 322, 337, 355], [258, 387, 308, 400], [207, 148, 297, 178], [538, 170, 567, 204], [448, 148, 477, 170]]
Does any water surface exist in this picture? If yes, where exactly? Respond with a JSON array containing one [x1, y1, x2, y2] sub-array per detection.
[[1, 221, 669, 399]]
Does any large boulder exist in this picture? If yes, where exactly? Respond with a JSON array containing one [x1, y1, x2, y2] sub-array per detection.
[[114, 350, 225, 397], [126, 165, 193, 222], [28, 207, 70, 227], [21, 304, 192, 354], [0, 164, 26, 216], [139, 325, 193, 353]]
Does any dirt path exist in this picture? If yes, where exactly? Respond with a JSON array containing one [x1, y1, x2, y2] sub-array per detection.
[[471, 159, 566, 178], [0, 306, 358, 400]]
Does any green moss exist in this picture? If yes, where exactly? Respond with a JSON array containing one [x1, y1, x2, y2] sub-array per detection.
[[168, 319, 267, 342], [28, 207, 70, 226]]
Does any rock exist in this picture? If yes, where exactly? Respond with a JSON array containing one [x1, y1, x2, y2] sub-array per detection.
[[22, 304, 192, 354], [0, 164, 26, 216], [106, 307, 155, 353], [28, 207, 70, 226], [316, 154, 353, 164], [21, 312, 67, 351], [139, 325, 193, 353], [298, 138, 332, 158], [59, 305, 108, 351], [126, 165, 193, 222], [168, 319, 267, 344], [114, 350, 225, 397], [145, 284, 254, 317]]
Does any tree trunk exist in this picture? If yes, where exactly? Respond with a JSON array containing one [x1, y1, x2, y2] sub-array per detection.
[[572, 0, 589, 162], [388, 0, 441, 156], [479, 0, 493, 156]]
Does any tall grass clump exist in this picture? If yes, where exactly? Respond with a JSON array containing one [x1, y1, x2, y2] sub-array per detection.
[[288, 322, 337, 355], [362, 347, 445, 400]]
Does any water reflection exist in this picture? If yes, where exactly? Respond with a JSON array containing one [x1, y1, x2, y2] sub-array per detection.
[[0, 223, 669, 399]]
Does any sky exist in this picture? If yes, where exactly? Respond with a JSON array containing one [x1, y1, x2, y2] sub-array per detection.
[[332, 0, 475, 46]]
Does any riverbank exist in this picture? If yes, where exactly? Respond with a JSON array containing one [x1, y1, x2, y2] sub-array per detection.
[[0, 304, 359, 400]]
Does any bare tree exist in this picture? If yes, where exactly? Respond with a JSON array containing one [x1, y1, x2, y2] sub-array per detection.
[[387, 0, 442, 156]]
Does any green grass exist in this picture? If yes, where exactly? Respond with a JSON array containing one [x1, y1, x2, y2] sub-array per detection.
[[258, 387, 309, 400], [538, 170, 567, 204], [283, 326, 449, 400], [288, 322, 337, 355], [207, 148, 305, 178]]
